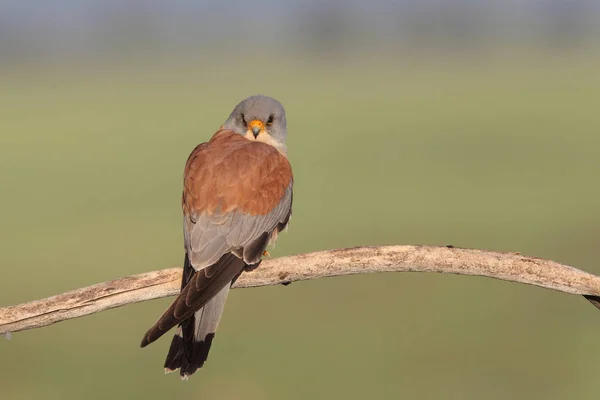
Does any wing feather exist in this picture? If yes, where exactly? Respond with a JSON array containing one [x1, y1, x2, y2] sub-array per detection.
[[141, 129, 293, 351]]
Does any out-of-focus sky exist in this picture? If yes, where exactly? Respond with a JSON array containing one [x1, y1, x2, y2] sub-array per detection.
[[2, 0, 600, 66]]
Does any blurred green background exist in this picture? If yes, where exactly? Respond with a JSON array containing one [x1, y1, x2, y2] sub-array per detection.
[[1, 2, 600, 399]]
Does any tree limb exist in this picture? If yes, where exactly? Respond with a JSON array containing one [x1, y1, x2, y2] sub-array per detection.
[[2, 245, 600, 335]]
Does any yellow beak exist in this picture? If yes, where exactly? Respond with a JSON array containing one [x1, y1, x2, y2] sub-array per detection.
[[248, 120, 265, 138]]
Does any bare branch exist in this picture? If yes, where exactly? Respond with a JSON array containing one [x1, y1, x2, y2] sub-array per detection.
[[2, 245, 600, 335]]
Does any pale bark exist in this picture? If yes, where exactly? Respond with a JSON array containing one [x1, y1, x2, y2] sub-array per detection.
[[2, 245, 600, 335]]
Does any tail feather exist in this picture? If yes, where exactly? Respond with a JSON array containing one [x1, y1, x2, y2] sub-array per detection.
[[140, 252, 244, 347], [165, 285, 231, 377], [163, 327, 184, 372], [142, 251, 262, 379]]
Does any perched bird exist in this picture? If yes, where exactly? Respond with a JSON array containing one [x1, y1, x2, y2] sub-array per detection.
[[140, 95, 293, 379]]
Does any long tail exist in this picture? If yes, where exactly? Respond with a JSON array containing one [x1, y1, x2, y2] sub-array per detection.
[[140, 252, 245, 378], [163, 285, 231, 377]]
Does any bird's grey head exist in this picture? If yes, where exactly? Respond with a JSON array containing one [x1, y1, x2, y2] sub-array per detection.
[[223, 95, 288, 153]]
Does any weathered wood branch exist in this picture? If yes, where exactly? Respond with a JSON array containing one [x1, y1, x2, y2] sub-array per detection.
[[2, 245, 600, 336]]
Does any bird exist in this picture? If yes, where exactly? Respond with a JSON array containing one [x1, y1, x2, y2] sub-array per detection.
[[140, 95, 293, 379]]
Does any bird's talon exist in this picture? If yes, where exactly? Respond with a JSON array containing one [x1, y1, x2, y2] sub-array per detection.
[[263, 250, 270, 257]]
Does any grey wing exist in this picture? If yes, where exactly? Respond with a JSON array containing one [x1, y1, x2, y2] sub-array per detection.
[[184, 184, 293, 270]]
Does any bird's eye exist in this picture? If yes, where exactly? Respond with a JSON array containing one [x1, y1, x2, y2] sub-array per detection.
[[266, 115, 274, 125], [240, 114, 247, 125]]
